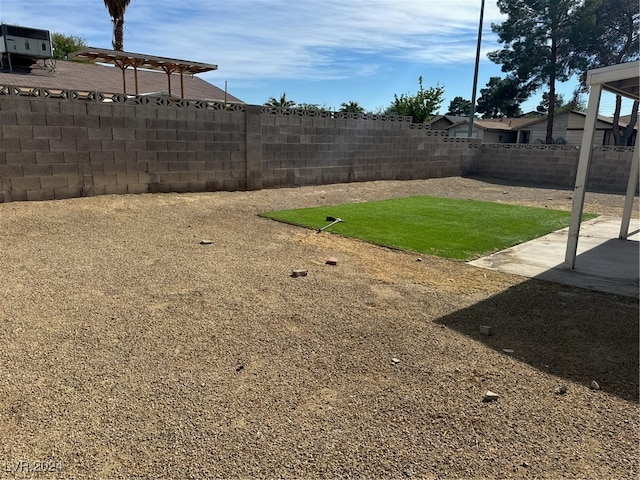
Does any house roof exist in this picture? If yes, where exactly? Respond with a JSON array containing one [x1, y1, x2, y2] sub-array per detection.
[[443, 116, 538, 131], [0, 59, 243, 103], [615, 115, 637, 128], [426, 115, 468, 127], [475, 117, 539, 130]]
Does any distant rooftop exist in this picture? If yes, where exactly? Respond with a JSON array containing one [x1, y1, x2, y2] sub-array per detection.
[[473, 117, 539, 130]]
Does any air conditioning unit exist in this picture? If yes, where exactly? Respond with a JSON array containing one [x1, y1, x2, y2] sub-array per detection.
[[0, 24, 52, 59]]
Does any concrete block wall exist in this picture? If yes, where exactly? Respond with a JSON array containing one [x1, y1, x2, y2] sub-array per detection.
[[478, 144, 635, 193], [0, 91, 634, 202], [0, 96, 246, 202], [259, 115, 479, 188], [587, 147, 637, 193], [0, 94, 480, 202], [478, 145, 580, 189]]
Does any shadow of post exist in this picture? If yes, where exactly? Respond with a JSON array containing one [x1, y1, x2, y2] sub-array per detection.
[[435, 279, 639, 402]]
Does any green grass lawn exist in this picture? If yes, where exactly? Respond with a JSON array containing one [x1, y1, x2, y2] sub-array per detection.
[[260, 196, 596, 261]]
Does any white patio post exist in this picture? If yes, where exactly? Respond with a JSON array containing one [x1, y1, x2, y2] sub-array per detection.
[[564, 83, 602, 270], [619, 143, 639, 239]]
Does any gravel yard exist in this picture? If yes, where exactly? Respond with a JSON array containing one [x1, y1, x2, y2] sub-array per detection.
[[0, 176, 637, 479]]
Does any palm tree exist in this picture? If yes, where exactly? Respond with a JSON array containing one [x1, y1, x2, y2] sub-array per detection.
[[103, 0, 131, 51], [339, 101, 365, 113], [264, 92, 296, 108]]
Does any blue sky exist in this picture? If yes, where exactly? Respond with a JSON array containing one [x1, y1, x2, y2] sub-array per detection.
[[0, 0, 632, 116]]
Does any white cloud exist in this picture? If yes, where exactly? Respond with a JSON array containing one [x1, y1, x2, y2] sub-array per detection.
[[1, 0, 504, 81]]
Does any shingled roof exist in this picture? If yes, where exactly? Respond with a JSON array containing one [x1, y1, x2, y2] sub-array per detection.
[[0, 59, 243, 103], [471, 117, 539, 131]]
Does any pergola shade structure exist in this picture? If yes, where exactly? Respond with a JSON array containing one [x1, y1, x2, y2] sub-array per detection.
[[564, 61, 640, 269], [69, 47, 218, 98]]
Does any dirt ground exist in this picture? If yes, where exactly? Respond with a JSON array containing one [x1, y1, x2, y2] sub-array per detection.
[[0, 176, 638, 479]]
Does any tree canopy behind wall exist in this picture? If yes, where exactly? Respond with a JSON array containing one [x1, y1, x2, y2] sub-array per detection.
[[387, 76, 444, 123], [489, 0, 596, 143], [51, 33, 88, 60]]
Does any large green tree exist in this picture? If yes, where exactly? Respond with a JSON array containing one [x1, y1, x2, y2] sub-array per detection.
[[446, 96, 472, 116], [103, 0, 132, 51], [475, 76, 525, 118], [578, 0, 639, 145], [489, 0, 591, 143], [387, 76, 444, 123], [51, 33, 87, 60]]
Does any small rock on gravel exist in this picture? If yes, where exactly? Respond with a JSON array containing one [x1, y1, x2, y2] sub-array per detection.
[[555, 384, 568, 395], [199, 239, 212, 245], [291, 269, 308, 277], [483, 390, 499, 402], [480, 325, 492, 336], [326, 257, 338, 265], [590, 380, 601, 390], [391, 357, 400, 365]]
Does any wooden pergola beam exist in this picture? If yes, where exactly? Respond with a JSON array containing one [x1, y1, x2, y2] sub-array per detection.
[[69, 47, 217, 98]]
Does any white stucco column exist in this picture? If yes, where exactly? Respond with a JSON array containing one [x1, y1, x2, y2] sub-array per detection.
[[564, 83, 602, 270], [619, 143, 639, 239]]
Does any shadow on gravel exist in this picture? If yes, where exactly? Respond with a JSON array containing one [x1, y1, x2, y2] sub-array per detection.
[[436, 279, 639, 402]]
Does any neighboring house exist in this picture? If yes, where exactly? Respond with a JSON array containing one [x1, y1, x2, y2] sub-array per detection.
[[425, 115, 469, 130], [518, 110, 637, 146], [443, 117, 537, 143], [0, 59, 243, 103], [431, 110, 637, 146]]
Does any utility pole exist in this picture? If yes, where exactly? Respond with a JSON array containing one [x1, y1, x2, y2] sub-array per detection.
[[468, 0, 485, 138]]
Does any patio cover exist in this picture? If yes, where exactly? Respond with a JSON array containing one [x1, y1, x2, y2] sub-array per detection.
[[69, 47, 218, 98], [564, 61, 640, 269]]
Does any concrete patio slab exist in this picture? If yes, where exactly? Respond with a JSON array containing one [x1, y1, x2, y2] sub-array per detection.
[[469, 216, 640, 297]]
